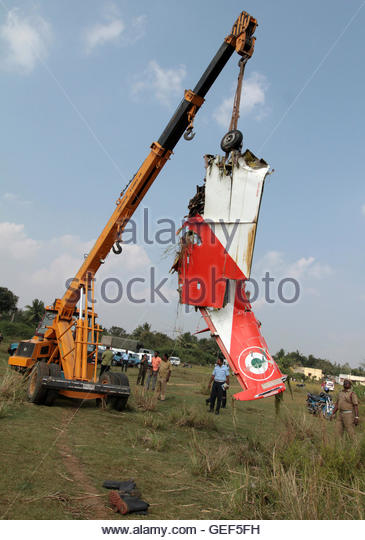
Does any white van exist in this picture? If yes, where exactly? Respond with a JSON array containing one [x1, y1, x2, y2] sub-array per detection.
[[170, 356, 181, 366], [325, 380, 335, 391], [139, 348, 154, 355]]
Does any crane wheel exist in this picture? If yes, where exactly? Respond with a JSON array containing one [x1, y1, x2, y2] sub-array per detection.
[[27, 362, 50, 404], [44, 363, 61, 406], [220, 129, 243, 153], [110, 372, 130, 411], [99, 371, 130, 411]]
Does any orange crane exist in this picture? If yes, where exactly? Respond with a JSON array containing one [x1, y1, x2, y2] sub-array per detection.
[[8, 12, 258, 409]]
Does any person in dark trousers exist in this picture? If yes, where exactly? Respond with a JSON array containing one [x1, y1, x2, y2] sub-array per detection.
[[121, 350, 129, 372], [145, 352, 161, 390], [100, 346, 113, 376], [221, 362, 230, 408], [206, 358, 230, 408], [136, 354, 148, 386], [207, 357, 229, 414]]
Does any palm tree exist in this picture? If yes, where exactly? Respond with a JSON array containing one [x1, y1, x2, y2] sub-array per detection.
[[24, 299, 45, 325]]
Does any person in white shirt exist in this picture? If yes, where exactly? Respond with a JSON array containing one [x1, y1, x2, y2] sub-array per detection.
[[207, 357, 230, 415]]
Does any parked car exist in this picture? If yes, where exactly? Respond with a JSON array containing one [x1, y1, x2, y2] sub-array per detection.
[[112, 351, 124, 366], [169, 356, 181, 366], [324, 380, 335, 391], [128, 352, 141, 367]]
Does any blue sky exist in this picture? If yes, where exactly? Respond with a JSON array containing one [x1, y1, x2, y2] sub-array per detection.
[[0, 0, 364, 366]]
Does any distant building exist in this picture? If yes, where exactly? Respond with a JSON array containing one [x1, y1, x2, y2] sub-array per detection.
[[336, 374, 365, 386], [294, 366, 323, 380]]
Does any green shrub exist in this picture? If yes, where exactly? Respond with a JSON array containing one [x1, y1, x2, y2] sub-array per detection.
[[0, 320, 35, 339]]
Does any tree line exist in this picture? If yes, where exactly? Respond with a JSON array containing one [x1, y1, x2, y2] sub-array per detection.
[[273, 348, 365, 378], [1, 286, 364, 373]]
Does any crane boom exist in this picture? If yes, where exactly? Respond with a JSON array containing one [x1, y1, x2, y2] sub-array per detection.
[[60, 11, 257, 317], [8, 11, 259, 406]]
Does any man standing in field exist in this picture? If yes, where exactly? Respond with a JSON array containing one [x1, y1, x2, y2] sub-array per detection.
[[155, 353, 171, 401], [145, 351, 161, 391], [332, 379, 359, 438], [207, 357, 229, 415], [137, 354, 148, 386], [221, 361, 230, 409], [121, 350, 129, 372], [100, 346, 113, 376]]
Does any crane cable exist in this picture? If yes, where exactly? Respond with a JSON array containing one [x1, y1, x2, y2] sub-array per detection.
[[229, 58, 247, 132]]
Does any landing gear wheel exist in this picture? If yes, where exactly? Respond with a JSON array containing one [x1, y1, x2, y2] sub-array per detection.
[[220, 129, 243, 153], [27, 362, 49, 404], [44, 363, 61, 406], [99, 371, 130, 411]]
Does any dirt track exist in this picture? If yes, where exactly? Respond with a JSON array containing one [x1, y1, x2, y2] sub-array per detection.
[[57, 410, 108, 519]]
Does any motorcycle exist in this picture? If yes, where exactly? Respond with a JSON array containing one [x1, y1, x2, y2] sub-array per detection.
[[306, 390, 334, 419]]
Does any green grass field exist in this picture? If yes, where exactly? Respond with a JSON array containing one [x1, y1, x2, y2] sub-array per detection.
[[0, 340, 364, 520]]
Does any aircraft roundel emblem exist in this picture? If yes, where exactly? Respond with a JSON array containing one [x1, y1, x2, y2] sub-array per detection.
[[245, 352, 268, 374], [238, 347, 275, 381]]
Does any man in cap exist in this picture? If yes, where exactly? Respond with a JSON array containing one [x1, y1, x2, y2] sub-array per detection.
[[331, 379, 359, 438]]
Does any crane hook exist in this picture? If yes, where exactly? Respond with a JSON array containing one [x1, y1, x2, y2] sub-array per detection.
[[112, 240, 123, 255], [184, 127, 195, 141]]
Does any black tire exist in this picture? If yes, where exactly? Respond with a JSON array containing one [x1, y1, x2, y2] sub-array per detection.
[[110, 372, 130, 411], [99, 370, 114, 385], [99, 371, 130, 411], [220, 129, 243, 153], [27, 362, 50, 404], [44, 363, 61, 406]]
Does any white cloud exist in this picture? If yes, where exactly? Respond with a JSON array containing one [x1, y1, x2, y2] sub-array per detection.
[[361, 204, 365, 216], [130, 15, 147, 43], [0, 221, 158, 319], [0, 222, 40, 260], [0, 8, 52, 73], [213, 72, 268, 128], [250, 250, 333, 310], [131, 60, 186, 106], [255, 251, 333, 281], [287, 257, 332, 280], [84, 19, 125, 53], [2, 192, 31, 205], [83, 9, 147, 53]]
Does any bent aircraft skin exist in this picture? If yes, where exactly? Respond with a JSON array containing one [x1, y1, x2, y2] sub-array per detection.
[[174, 151, 286, 401]]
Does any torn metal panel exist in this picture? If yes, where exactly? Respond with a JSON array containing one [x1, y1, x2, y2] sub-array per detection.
[[174, 149, 285, 401], [203, 150, 269, 278]]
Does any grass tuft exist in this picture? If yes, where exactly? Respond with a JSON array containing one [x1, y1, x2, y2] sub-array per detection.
[[0, 369, 27, 418], [189, 430, 228, 478], [128, 429, 168, 452], [169, 405, 218, 431], [142, 412, 165, 430], [130, 386, 158, 411]]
